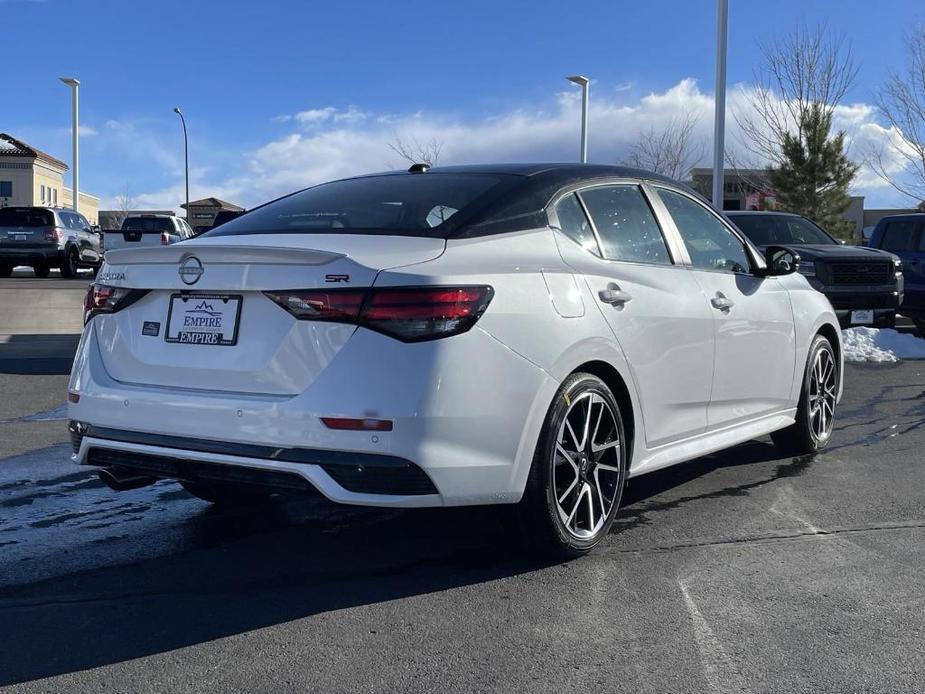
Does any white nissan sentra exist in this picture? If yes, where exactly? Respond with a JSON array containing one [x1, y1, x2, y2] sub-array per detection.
[[68, 164, 842, 557]]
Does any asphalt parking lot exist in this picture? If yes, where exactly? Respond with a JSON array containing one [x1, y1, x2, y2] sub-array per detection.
[[1, 314, 925, 692]]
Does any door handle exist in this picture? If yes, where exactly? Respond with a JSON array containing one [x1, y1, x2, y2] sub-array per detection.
[[599, 283, 632, 307], [710, 292, 734, 312]]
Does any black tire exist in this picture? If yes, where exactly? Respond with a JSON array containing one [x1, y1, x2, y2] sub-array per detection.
[[517, 373, 628, 559], [913, 319, 925, 338], [771, 334, 838, 455], [61, 248, 79, 279], [32, 264, 50, 278], [0, 262, 11, 278], [179, 479, 273, 506]]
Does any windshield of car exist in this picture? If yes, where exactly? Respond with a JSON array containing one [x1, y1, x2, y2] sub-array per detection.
[[204, 173, 506, 237], [730, 214, 836, 245], [121, 217, 175, 232], [0, 208, 54, 227]]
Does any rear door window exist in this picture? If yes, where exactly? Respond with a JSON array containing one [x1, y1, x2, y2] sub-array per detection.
[[880, 220, 917, 252], [578, 185, 672, 265]]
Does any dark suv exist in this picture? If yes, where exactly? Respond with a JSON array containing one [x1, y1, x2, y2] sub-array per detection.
[[728, 211, 903, 329], [0, 206, 102, 278], [868, 214, 925, 333]]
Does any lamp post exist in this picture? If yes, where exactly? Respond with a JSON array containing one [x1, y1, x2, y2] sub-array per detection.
[[712, 0, 729, 209], [566, 75, 590, 163], [59, 77, 80, 211], [173, 107, 189, 221]]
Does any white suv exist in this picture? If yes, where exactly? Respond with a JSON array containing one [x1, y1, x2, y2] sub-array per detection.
[[69, 164, 842, 558]]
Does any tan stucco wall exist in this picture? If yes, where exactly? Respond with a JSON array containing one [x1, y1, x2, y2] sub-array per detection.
[[0, 160, 35, 206]]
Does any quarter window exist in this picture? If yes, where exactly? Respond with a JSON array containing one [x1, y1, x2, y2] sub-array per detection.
[[881, 220, 917, 252], [578, 185, 671, 264], [658, 189, 751, 273], [553, 193, 598, 254]]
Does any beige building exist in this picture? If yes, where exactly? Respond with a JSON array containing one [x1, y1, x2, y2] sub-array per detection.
[[0, 132, 100, 225], [181, 197, 244, 231]]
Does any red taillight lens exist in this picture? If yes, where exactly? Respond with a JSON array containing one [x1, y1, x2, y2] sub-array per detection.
[[263, 290, 366, 322], [43, 227, 61, 242], [362, 287, 494, 341], [160, 232, 170, 245], [263, 286, 493, 342], [83, 284, 148, 324]]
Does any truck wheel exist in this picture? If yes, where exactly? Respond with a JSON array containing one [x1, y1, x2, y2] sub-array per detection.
[[0, 262, 11, 278], [913, 319, 925, 338], [61, 249, 79, 279], [33, 264, 50, 278]]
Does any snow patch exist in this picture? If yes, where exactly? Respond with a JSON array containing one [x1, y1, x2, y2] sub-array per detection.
[[842, 328, 925, 363]]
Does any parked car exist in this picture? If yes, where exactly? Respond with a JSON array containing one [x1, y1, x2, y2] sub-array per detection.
[[868, 213, 925, 333], [69, 164, 842, 558], [0, 206, 102, 278], [727, 211, 903, 329], [103, 214, 195, 253]]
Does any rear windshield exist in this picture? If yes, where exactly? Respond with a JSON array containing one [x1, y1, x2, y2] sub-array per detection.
[[205, 173, 507, 237], [121, 217, 174, 232], [0, 208, 54, 227], [730, 214, 835, 245]]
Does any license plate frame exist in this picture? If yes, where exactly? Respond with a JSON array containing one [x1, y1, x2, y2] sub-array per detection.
[[850, 309, 874, 326], [165, 293, 242, 346]]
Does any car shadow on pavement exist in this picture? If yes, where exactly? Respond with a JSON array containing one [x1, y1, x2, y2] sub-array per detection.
[[0, 439, 795, 686], [0, 334, 80, 375]]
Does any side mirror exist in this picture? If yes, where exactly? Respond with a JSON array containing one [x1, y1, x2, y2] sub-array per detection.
[[762, 245, 801, 276]]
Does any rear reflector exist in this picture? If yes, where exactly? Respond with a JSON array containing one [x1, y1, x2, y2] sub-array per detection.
[[264, 285, 493, 342], [67, 391, 80, 403], [321, 417, 393, 431]]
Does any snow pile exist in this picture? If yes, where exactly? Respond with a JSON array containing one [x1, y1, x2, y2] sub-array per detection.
[[842, 327, 925, 363]]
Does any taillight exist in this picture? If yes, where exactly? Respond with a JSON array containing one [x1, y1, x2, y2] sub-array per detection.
[[263, 290, 366, 322], [83, 284, 148, 324], [263, 286, 494, 342], [362, 287, 494, 341], [160, 232, 170, 245], [43, 227, 62, 242]]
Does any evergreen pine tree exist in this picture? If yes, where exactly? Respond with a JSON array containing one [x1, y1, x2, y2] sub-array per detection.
[[767, 103, 859, 239]]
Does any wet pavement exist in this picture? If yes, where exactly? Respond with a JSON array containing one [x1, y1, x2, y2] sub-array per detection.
[[1, 363, 925, 692]]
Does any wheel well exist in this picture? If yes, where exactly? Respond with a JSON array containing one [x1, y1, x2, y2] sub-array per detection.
[[817, 323, 840, 365], [572, 361, 636, 465]]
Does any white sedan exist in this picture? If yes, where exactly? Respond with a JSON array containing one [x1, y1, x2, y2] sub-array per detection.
[[68, 164, 842, 558]]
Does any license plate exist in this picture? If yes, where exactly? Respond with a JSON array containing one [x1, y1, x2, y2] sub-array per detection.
[[850, 309, 874, 325], [12, 234, 26, 242], [165, 294, 242, 346]]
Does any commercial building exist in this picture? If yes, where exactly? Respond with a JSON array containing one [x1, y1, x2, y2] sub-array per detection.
[[181, 197, 244, 231], [0, 133, 99, 224]]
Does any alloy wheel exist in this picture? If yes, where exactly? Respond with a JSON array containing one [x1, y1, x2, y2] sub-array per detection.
[[809, 347, 837, 442], [553, 391, 623, 539]]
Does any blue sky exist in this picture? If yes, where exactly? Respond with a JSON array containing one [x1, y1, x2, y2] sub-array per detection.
[[3, 0, 924, 210]]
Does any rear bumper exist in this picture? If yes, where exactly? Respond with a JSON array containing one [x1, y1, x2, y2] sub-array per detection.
[[0, 247, 63, 265], [67, 321, 556, 508]]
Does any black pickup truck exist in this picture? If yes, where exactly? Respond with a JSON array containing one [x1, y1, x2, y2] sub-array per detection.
[[727, 211, 903, 329]]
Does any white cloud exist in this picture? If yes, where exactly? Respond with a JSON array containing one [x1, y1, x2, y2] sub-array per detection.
[[126, 78, 913, 212]]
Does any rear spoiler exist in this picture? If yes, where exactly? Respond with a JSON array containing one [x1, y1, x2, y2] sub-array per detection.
[[103, 244, 345, 266]]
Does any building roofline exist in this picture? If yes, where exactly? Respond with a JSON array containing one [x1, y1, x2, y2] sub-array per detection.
[[0, 133, 69, 171]]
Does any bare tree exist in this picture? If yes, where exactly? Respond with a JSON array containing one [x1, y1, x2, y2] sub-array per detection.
[[111, 188, 137, 229], [388, 137, 443, 167], [733, 23, 858, 168], [866, 26, 925, 203], [622, 114, 704, 181]]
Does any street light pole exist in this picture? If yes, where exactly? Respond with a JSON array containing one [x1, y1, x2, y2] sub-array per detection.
[[173, 107, 189, 221], [712, 0, 729, 209], [567, 75, 590, 163], [59, 77, 80, 211]]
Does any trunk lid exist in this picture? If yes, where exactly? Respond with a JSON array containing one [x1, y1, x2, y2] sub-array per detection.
[[94, 234, 445, 395]]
